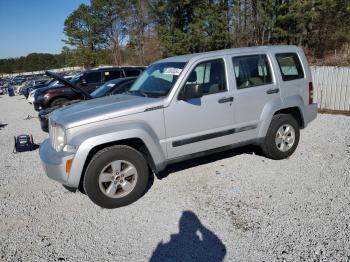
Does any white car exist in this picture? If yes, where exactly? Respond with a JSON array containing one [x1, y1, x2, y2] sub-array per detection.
[[27, 89, 36, 104]]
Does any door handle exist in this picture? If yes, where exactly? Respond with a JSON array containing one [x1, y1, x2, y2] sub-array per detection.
[[266, 88, 279, 94], [218, 97, 234, 103]]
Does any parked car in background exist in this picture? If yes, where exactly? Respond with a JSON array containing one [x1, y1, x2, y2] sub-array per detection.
[[39, 45, 317, 208], [27, 76, 73, 104], [38, 77, 137, 132], [33, 66, 145, 111], [22, 79, 52, 98]]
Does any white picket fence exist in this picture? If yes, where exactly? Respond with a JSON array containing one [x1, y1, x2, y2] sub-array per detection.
[[311, 66, 350, 112]]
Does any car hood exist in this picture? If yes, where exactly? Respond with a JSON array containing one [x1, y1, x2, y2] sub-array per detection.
[[50, 94, 164, 129], [35, 85, 65, 97]]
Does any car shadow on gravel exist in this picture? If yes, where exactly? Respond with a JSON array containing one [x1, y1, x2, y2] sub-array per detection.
[[156, 145, 263, 180], [150, 210, 226, 262]]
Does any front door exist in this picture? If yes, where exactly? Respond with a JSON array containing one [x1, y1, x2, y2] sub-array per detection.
[[164, 58, 235, 159], [80, 71, 102, 93]]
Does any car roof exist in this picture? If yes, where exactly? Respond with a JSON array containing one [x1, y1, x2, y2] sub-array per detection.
[[157, 45, 301, 63], [104, 77, 137, 85], [85, 66, 146, 73]]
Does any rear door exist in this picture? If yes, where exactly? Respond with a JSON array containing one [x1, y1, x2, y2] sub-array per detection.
[[230, 53, 282, 140], [274, 52, 308, 104], [103, 69, 123, 83]]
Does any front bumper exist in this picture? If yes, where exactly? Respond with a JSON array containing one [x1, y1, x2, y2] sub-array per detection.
[[39, 139, 76, 187], [34, 101, 43, 111], [38, 111, 49, 133]]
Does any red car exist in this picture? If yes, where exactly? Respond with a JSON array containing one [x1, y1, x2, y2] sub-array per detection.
[[33, 67, 145, 111]]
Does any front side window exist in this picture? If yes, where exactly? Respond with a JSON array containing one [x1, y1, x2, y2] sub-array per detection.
[[275, 53, 304, 81], [129, 62, 186, 97], [184, 59, 227, 95], [85, 72, 102, 84], [232, 54, 272, 89]]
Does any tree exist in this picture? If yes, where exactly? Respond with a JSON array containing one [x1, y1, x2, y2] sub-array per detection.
[[153, 0, 231, 56], [63, 3, 104, 67]]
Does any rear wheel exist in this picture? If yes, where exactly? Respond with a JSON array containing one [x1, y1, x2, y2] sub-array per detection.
[[261, 114, 300, 160], [83, 145, 149, 209], [50, 98, 69, 108]]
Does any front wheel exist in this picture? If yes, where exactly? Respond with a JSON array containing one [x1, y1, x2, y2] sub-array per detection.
[[50, 98, 69, 108], [261, 114, 300, 160], [83, 145, 149, 209]]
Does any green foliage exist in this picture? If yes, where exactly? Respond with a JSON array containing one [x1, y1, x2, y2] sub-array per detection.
[[153, 0, 231, 56], [0, 53, 66, 74]]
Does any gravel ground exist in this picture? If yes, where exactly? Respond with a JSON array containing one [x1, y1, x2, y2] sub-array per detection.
[[0, 94, 349, 262]]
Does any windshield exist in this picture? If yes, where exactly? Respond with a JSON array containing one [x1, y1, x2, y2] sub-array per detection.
[[71, 73, 83, 84], [129, 62, 186, 97], [91, 81, 115, 98], [49, 80, 59, 87]]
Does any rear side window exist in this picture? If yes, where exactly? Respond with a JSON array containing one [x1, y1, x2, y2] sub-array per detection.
[[124, 69, 141, 77], [275, 53, 304, 81], [85, 72, 101, 83], [232, 54, 272, 89], [104, 70, 121, 81]]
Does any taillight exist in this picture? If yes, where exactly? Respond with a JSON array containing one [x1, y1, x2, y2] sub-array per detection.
[[308, 82, 313, 104]]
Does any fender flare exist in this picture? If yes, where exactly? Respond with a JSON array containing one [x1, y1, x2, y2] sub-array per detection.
[[67, 122, 167, 187], [258, 95, 305, 138]]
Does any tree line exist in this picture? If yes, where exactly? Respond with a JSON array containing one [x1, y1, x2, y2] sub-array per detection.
[[1, 0, 350, 74]]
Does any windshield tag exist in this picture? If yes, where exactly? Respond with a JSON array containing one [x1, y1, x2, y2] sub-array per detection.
[[163, 68, 182, 75]]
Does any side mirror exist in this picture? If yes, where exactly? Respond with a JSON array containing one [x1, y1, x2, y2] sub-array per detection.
[[179, 84, 203, 100]]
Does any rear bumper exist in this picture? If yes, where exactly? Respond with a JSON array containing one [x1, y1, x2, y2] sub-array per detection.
[[39, 139, 76, 187], [303, 103, 318, 127]]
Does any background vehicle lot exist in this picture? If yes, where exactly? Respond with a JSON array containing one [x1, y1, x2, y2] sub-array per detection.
[[0, 95, 349, 261]]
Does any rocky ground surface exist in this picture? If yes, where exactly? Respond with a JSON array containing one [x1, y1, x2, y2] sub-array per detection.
[[0, 94, 349, 261]]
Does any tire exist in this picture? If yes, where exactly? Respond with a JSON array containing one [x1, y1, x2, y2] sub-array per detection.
[[83, 145, 149, 209], [62, 184, 77, 193], [261, 114, 300, 160], [50, 98, 69, 108]]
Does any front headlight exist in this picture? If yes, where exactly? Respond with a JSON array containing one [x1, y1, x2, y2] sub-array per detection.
[[50, 123, 66, 152]]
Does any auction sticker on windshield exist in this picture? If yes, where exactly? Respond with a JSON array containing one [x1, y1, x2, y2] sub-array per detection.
[[163, 68, 182, 75]]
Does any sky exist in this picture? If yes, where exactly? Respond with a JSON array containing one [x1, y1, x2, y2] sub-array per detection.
[[0, 0, 90, 59]]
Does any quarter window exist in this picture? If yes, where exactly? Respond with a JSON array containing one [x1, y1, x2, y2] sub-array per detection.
[[185, 59, 227, 95], [232, 54, 272, 89], [275, 53, 304, 81], [124, 69, 141, 77]]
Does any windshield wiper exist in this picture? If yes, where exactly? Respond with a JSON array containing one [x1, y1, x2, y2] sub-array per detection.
[[125, 90, 149, 97]]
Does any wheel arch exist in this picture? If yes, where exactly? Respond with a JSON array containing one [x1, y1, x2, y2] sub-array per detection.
[[273, 107, 304, 128], [49, 96, 71, 107], [67, 125, 167, 189]]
